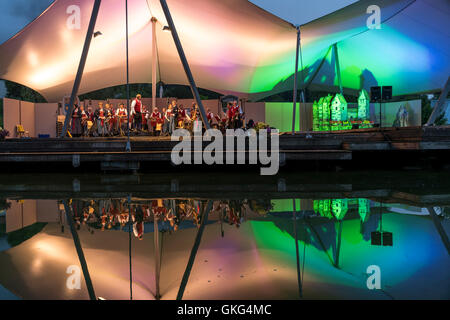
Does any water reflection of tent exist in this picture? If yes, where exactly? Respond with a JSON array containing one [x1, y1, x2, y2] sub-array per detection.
[[121, 220, 216, 233], [261, 204, 450, 299]]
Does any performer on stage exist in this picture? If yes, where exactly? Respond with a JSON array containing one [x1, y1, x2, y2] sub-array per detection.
[[160, 107, 167, 136], [148, 107, 161, 136], [108, 103, 117, 135], [131, 94, 143, 133], [220, 110, 228, 132], [104, 103, 113, 136], [172, 101, 179, 132], [142, 104, 148, 132], [231, 100, 242, 129], [177, 105, 190, 129], [94, 102, 107, 137], [226, 102, 235, 129], [206, 108, 215, 128], [166, 104, 174, 135], [70, 104, 83, 137], [80, 105, 88, 137], [191, 103, 202, 132], [115, 103, 128, 136]]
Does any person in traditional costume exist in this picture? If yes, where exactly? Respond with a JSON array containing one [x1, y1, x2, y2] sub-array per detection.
[[226, 102, 235, 129], [94, 102, 107, 137], [80, 105, 88, 136], [115, 103, 128, 136], [104, 103, 113, 136], [172, 101, 179, 131], [161, 105, 172, 137], [232, 100, 242, 129], [71, 104, 83, 137], [177, 105, 190, 129], [108, 103, 117, 135], [206, 108, 215, 128], [149, 107, 162, 136], [131, 94, 143, 133]]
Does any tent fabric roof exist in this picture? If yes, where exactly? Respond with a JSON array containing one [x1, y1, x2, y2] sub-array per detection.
[[0, 0, 448, 102]]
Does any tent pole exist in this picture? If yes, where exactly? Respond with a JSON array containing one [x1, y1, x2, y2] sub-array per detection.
[[427, 207, 450, 255], [176, 200, 213, 300], [60, 0, 102, 138], [62, 200, 96, 300], [292, 26, 300, 135], [426, 76, 450, 126], [125, 0, 131, 152], [292, 199, 303, 298], [333, 43, 343, 95], [159, 0, 210, 130], [151, 17, 157, 110], [154, 211, 161, 300]]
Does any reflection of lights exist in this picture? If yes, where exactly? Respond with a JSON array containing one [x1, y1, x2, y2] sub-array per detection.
[[32, 258, 42, 272]]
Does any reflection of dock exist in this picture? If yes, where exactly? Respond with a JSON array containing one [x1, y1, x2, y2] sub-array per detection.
[[1, 171, 450, 207], [0, 126, 449, 171]]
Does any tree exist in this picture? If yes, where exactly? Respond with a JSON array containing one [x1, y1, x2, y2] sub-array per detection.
[[421, 95, 447, 126], [4, 80, 46, 103]]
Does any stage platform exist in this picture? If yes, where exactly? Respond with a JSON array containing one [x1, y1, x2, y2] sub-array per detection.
[[0, 126, 449, 172]]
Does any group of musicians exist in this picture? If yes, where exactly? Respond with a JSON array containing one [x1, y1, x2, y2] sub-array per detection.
[[70, 94, 246, 137]]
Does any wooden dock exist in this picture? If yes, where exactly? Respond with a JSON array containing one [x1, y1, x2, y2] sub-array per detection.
[[0, 126, 449, 171]]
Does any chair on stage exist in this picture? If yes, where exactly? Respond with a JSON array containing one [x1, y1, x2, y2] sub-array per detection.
[[15, 124, 30, 138]]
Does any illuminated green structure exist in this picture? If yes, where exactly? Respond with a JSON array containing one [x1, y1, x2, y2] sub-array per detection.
[[321, 94, 332, 131], [312, 100, 320, 131], [358, 198, 371, 222], [314, 199, 333, 219], [332, 199, 348, 220], [357, 90, 373, 129], [330, 94, 349, 131]]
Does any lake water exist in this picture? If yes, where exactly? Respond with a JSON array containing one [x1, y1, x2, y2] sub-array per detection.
[[0, 171, 449, 300]]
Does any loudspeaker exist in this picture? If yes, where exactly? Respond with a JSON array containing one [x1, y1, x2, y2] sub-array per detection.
[[371, 231, 382, 245], [370, 86, 381, 101], [382, 86, 393, 100], [382, 232, 393, 246]]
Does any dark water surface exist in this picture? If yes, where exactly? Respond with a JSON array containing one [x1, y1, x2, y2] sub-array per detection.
[[0, 171, 449, 300]]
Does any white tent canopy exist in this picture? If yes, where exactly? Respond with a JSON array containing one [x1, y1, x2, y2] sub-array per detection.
[[0, 0, 448, 102]]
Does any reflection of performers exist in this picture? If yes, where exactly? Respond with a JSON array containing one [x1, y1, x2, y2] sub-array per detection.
[[71, 104, 83, 137], [132, 206, 145, 240], [131, 94, 143, 132], [115, 103, 128, 135]]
